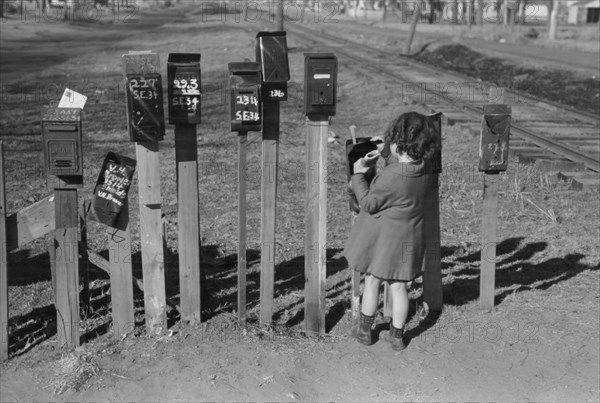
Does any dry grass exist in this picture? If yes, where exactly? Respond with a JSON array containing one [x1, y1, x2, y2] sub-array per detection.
[[45, 350, 100, 395]]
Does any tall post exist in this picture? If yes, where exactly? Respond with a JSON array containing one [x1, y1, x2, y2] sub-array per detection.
[[422, 112, 444, 312], [260, 101, 279, 326], [122, 51, 167, 335], [256, 32, 290, 326], [228, 62, 262, 325], [237, 132, 248, 323], [168, 53, 203, 324], [304, 53, 337, 335], [305, 120, 328, 335], [0, 142, 8, 360], [478, 101, 511, 310]]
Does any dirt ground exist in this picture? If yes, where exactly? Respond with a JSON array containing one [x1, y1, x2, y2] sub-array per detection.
[[1, 3, 599, 402]]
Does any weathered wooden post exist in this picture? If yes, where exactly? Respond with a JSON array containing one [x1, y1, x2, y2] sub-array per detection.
[[42, 106, 84, 348], [122, 51, 167, 334], [304, 53, 338, 335], [255, 32, 290, 326], [479, 104, 512, 310], [228, 62, 263, 324], [87, 152, 137, 337], [167, 53, 203, 324], [0, 141, 8, 360], [422, 112, 444, 312]]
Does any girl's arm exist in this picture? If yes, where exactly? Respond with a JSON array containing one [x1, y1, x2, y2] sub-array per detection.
[[351, 170, 394, 214]]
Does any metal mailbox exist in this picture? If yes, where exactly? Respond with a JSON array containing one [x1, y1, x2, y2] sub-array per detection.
[[167, 53, 201, 125], [256, 31, 290, 101], [479, 104, 511, 172], [345, 138, 378, 213], [228, 62, 262, 133], [42, 107, 83, 178], [304, 53, 337, 119]]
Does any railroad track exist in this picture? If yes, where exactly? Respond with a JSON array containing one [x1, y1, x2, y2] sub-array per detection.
[[285, 23, 600, 176]]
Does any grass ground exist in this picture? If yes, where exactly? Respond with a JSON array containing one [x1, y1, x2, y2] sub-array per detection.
[[0, 3, 599, 402]]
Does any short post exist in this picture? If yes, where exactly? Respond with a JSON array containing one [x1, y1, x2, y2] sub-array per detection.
[[122, 51, 167, 334], [88, 152, 137, 337], [256, 32, 290, 326], [42, 106, 84, 348], [0, 141, 8, 360], [479, 104, 512, 310], [304, 53, 337, 335], [168, 53, 203, 324], [228, 62, 263, 324], [422, 112, 444, 312]]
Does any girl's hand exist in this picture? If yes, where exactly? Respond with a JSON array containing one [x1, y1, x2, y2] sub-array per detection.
[[370, 136, 385, 152], [353, 158, 370, 174]]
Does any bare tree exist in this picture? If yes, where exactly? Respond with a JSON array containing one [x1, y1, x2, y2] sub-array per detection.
[[548, 0, 559, 40], [275, 0, 284, 30], [404, 0, 424, 54]]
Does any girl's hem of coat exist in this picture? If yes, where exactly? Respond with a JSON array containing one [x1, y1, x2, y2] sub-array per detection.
[[353, 268, 423, 283]]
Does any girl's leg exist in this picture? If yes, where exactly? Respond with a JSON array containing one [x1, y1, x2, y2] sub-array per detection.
[[389, 281, 409, 330], [361, 274, 382, 316]]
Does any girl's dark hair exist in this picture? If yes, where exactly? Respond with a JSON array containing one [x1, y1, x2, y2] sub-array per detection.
[[384, 112, 441, 162]]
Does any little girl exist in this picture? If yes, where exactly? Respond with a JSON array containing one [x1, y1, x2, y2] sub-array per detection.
[[344, 111, 441, 350]]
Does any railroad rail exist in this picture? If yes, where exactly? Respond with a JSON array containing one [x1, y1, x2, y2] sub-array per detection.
[[285, 23, 600, 173]]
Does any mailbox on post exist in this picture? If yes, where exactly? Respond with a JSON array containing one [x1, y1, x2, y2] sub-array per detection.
[[256, 32, 290, 101], [479, 104, 511, 172], [167, 53, 201, 125], [228, 62, 262, 133], [123, 52, 166, 142], [42, 107, 83, 180], [304, 53, 337, 120]]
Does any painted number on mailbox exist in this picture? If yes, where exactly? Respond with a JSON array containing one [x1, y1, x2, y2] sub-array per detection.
[[126, 73, 165, 141]]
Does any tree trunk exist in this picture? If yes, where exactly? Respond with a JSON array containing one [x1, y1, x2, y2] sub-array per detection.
[[466, 0, 472, 27], [548, 0, 559, 40], [475, 0, 483, 25], [300, 0, 307, 22], [382, 0, 387, 23], [404, 0, 423, 54], [275, 0, 284, 31]]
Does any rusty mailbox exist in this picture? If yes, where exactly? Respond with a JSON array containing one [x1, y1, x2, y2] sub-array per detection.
[[256, 31, 290, 101], [304, 53, 337, 120], [42, 107, 83, 179], [228, 62, 262, 133], [167, 53, 201, 125], [479, 104, 511, 172]]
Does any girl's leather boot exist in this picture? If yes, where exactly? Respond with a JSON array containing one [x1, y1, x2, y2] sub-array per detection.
[[351, 313, 375, 345], [389, 324, 406, 351]]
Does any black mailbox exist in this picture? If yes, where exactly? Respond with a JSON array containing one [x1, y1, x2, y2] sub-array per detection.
[[479, 104, 511, 172], [304, 53, 337, 120], [256, 31, 290, 101], [42, 107, 83, 178], [125, 73, 166, 141], [167, 53, 201, 125], [345, 137, 378, 213], [228, 62, 262, 133]]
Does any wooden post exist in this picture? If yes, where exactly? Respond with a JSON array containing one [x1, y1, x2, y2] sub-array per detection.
[[259, 101, 279, 327], [108, 199, 135, 337], [79, 201, 90, 314], [422, 174, 443, 311], [175, 125, 202, 324], [0, 142, 8, 360], [348, 126, 361, 321], [238, 132, 248, 324], [305, 120, 328, 335], [136, 141, 167, 334], [480, 174, 499, 310], [54, 188, 80, 348]]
